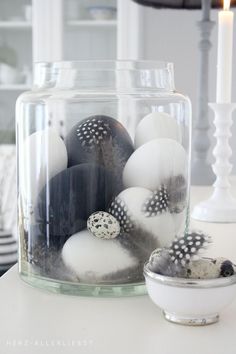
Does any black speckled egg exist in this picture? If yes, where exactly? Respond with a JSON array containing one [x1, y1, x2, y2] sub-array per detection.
[[35, 163, 118, 238], [65, 115, 134, 188]]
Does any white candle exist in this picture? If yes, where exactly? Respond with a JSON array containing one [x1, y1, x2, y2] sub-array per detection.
[[216, 0, 234, 103]]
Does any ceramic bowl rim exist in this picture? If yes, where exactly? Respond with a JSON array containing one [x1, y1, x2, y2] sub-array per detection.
[[143, 262, 236, 289]]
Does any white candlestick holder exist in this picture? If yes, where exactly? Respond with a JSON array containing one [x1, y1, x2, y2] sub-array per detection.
[[192, 102, 236, 222]]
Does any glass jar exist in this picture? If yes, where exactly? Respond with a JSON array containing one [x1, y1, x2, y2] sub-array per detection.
[[17, 61, 191, 296]]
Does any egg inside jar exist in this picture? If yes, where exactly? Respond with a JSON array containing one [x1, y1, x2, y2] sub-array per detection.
[[17, 61, 191, 296]]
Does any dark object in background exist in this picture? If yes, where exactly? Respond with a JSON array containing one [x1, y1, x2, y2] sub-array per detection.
[[132, 0, 236, 9], [0, 230, 17, 276]]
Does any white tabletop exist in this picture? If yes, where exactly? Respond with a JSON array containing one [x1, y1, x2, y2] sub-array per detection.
[[1, 183, 236, 354]]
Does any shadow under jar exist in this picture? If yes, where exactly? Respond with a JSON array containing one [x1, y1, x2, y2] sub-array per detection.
[[17, 61, 191, 296]]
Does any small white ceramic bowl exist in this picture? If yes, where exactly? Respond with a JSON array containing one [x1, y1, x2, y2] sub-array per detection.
[[144, 262, 236, 326]]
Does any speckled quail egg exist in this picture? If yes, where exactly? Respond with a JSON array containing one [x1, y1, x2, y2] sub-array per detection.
[[186, 257, 236, 279], [87, 211, 120, 239], [186, 258, 220, 279]]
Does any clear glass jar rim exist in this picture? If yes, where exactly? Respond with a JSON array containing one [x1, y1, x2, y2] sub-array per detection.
[[33, 60, 175, 92], [34, 60, 174, 72]]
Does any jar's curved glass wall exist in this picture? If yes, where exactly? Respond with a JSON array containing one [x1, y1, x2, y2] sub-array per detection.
[[17, 61, 191, 296]]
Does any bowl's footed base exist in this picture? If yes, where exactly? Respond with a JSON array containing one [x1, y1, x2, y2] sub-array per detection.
[[19, 270, 147, 297], [163, 311, 219, 326]]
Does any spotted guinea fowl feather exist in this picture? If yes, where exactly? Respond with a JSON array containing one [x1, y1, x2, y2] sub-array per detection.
[[168, 231, 212, 266], [142, 185, 169, 217]]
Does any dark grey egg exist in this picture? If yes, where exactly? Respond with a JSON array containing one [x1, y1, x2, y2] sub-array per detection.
[[65, 115, 134, 189], [220, 260, 235, 277], [35, 163, 118, 238]]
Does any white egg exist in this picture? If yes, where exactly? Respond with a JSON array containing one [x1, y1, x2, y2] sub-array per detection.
[[20, 128, 68, 208], [123, 138, 187, 191], [61, 230, 138, 282], [134, 112, 182, 149], [112, 187, 176, 247]]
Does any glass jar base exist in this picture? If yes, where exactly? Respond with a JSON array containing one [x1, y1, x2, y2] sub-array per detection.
[[19, 270, 147, 297], [163, 311, 219, 326]]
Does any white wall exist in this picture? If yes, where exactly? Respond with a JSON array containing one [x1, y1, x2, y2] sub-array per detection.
[[139, 6, 236, 172]]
